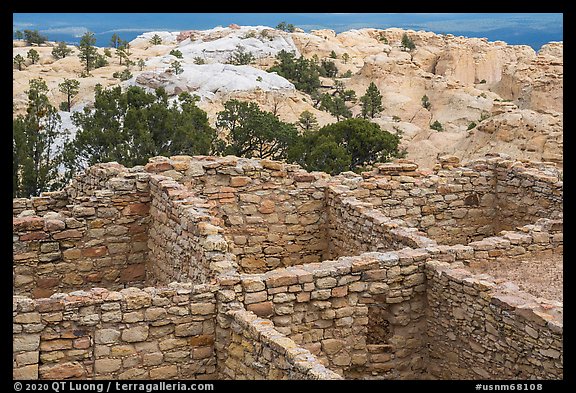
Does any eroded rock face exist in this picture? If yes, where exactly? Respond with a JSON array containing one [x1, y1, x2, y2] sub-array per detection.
[[13, 26, 563, 170]]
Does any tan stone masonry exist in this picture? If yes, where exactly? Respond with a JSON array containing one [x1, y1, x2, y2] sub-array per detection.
[[13, 154, 562, 380]]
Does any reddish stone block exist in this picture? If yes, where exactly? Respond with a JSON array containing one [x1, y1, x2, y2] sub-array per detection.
[[81, 246, 108, 258], [294, 173, 316, 182], [124, 203, 150, 216], [230, 176, 251, 187], [37, 277, 60, 289], [247, 301, 274, 317], [86, 273, 103, 283], [73, 337, 91, 349], [13, 216, 44, 231], [52, 229, 83, 240], [144, 161, 173, 173], [39, 362, 86, 379], [20, 231, 49, 241], [189, 335, 215, 347], [120, 264, 146, 282], [33, 288, 55, 299]]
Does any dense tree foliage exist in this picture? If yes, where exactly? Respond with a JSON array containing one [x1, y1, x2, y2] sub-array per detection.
[[288, 118, 400, 175], [27, 49, 40, 64], [430, 120, 443, 131], [319, 59, 338, 77], [169, 49, 183, 59], [319, 94, 352, 121], [110, 33, 121, 49], [421, 94, 431, 110], [216, 99, 298, 160], [61, 86, 218, 178], [360, 82, 384, 119], [14, 30, 24, 40], [78, 32, 98, 74], [297, 110, 319, 131], [149, 34, 163, 45], [276, 22, 296, 32], [13, 79, 62, 197], [13, 54, 25, 70], [268, 50, 321, 94], [23, 30, 47, 45], [401, 33, 416, 51], [52, 41, 74, 59], [170, 60, 183, 75], [58, 79, 80, 112]]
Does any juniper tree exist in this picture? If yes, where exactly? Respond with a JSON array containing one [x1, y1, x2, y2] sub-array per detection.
[[13, 79, 62, 197]]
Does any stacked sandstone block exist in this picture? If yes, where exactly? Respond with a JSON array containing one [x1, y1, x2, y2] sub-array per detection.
[[13, 284, 218, 380], [425, 260, 562, 379]]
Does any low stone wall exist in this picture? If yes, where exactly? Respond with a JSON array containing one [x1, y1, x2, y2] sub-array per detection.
[[494, 160, 563, 230], [13, 188, 151, 298], [337, 156, 562, 246], [217, 309, 342, 380], [427, 218, 563, 267], [425, 260, 563, 379], [146, 174, 236, 286], [13, 284, 218, 380], [221, 251, 430, 379], [326, 187, 436, 259], [144, 155, 330, 273]]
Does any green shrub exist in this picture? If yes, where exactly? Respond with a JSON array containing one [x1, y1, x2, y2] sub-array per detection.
[[430, 120, 443, 131]]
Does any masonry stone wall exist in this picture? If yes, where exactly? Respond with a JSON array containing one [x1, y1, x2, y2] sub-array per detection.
[[13, 284, 218, 380], [494, 161, 563, 231], [146, 174, 236, 286], [337, 156, 562, 246], [217, 309, 342, 380], [13, 172, 151, 298], [220, 251, 430, 379], [144, 156, 330, 274], [326, 187, 437, 259], [13, 154, 563, 380], [425, 260, 563, 379]]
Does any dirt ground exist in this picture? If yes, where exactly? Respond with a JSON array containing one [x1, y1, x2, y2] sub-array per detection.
[[468, 250, 563, 302]]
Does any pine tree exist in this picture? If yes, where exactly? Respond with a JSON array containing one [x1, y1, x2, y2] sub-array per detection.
[[170, 60, 183, 75], [78, 32, 98, 74], [14, 30, 24, 40], [360, 82, 384, 119], [13, 54, 25, 70], [149, 34, 163, 45], [110, 33, 121, 49], [58, 79, 80, 112], [401, 33, 416, 51], [27, 49, 40, 64], [52, 42, 73, 59], [138, 59, 146, 71], [13, 79, 63, 197], [297, 110, 319, 131]]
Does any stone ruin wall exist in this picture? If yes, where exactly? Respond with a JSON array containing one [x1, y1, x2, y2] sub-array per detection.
[[146, 173, 235, 286], [425, 260, 563, 379], [13, 167, 151, 298], [145, 156, 331, 274], [338, 156, 562, 246], [223, 251, 430, 379], [12, 154, 563, 380], [13, 284, 218, 380]]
